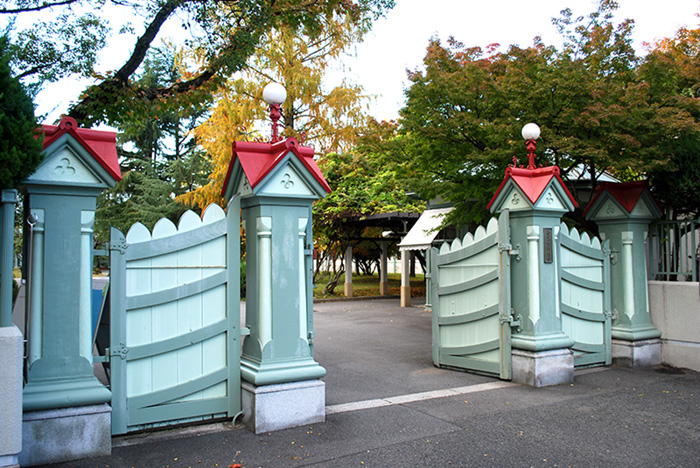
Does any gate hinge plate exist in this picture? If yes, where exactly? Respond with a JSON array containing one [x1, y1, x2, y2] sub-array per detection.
[[110, 343, 129, 360], [500, 309, 522, 331], [499, 242, 521, 261], [110, 238, 128, 254]]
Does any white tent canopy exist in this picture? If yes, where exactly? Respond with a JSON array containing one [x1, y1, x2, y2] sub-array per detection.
[[398, 207, 453, 251]]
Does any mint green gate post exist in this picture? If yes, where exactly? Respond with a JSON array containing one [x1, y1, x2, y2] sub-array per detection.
[[222, 136, 331, 434], [20, 118, 118, 465], [585, 181, 662, 367], [486, 124, 578, 387]]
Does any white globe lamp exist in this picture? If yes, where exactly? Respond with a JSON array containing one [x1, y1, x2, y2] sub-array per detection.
[[521, 122, 540, 141]]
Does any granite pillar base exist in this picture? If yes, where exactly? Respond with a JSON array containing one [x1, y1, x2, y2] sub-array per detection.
[[612, 338, 662, 368], [241, 380, 325, 434], [512, 348, 574, 387]]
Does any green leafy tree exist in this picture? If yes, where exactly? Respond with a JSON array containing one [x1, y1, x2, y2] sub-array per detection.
[[0, 34, 43, 190], [94, 46, 211, 245], [178, 16, 378, 211], [642, 26, 700, 218], [313, 119, 424, 294], [395, 0, 700, 227], [2, 0, 393, 126]]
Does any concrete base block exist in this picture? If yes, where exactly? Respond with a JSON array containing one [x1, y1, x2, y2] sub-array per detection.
[[344, 283, 353, 298], [20, 404, 111, 467], [0, 327, 22, 468], [242, 380, 325, 434], [512, 348, 574, 387], [612, 338, 662, 368], [379, 281, 388, 296]]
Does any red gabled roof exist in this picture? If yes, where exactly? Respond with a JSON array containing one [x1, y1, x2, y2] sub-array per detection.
[[584, 180, 661, 215], [221, 137, 331, 196], [39, 117, 121, 181], [487, 165, 577, 210]]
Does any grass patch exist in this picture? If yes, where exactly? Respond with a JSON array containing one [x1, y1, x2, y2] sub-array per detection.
[[313, 272, 425, 299]]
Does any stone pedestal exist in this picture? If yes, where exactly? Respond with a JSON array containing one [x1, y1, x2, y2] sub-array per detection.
[[612, 338, 661, 368], [0, 327, 22, 468], [242, 380, 325, 434], [20, 404, 111, 467], [512, 348, 574, 387]]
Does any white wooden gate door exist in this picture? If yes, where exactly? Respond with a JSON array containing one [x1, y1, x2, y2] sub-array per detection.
[[431, 213, 514, 379], [109, 202, 241, 434], [559, 224, 612, 368]]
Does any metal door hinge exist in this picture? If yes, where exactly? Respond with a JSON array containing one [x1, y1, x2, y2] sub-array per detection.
[[499, 242, 521, 262], [110, 343, 129, 360], [500, 309, 522, 332], [308, 331, 315, 344], [110, 238, 128, 254]]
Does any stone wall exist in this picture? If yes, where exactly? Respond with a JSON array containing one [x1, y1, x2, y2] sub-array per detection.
[[648, 281, 700, 372]]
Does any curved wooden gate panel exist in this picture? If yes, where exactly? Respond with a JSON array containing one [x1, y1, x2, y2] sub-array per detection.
[[109, 202, 241, 435], [559, 224, 611, 368]]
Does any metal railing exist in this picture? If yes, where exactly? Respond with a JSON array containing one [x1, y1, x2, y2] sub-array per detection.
[[648, 219, 700, 281]]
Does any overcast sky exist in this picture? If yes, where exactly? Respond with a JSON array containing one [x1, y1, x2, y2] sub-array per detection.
[[333, 0, 700, 121], [32, 0, 700, 125]]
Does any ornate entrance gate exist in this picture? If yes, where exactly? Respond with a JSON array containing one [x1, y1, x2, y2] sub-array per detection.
[[108, 202, 241, 435]]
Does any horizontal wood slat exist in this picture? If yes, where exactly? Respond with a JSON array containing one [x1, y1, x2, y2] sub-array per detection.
[[560, 303, 606, 323], [126, 320, 228, 361], [438, 269, 498, 296], [126, 271, 226, 310], [437, 232, 498, 266], [129, 368, 228, 410], [126, 219, 226, 260], [440, 339, 500, 356], [437, 304, 499, 325]]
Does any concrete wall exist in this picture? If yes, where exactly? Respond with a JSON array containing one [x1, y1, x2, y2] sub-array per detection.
[[648, 281, 700, 372], [0, 326, 23, 468]]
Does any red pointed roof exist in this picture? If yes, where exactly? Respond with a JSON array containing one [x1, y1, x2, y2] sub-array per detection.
[[221, 137, 331, 196], [584, 180, 661, 215], [39, 117, 121, 181], [487, 165, 577, 210]]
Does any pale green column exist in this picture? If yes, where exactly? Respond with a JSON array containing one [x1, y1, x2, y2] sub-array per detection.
[[508, 212, 574, 352], [22, 190, 111, 410], [0, 190, 17, 327]]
